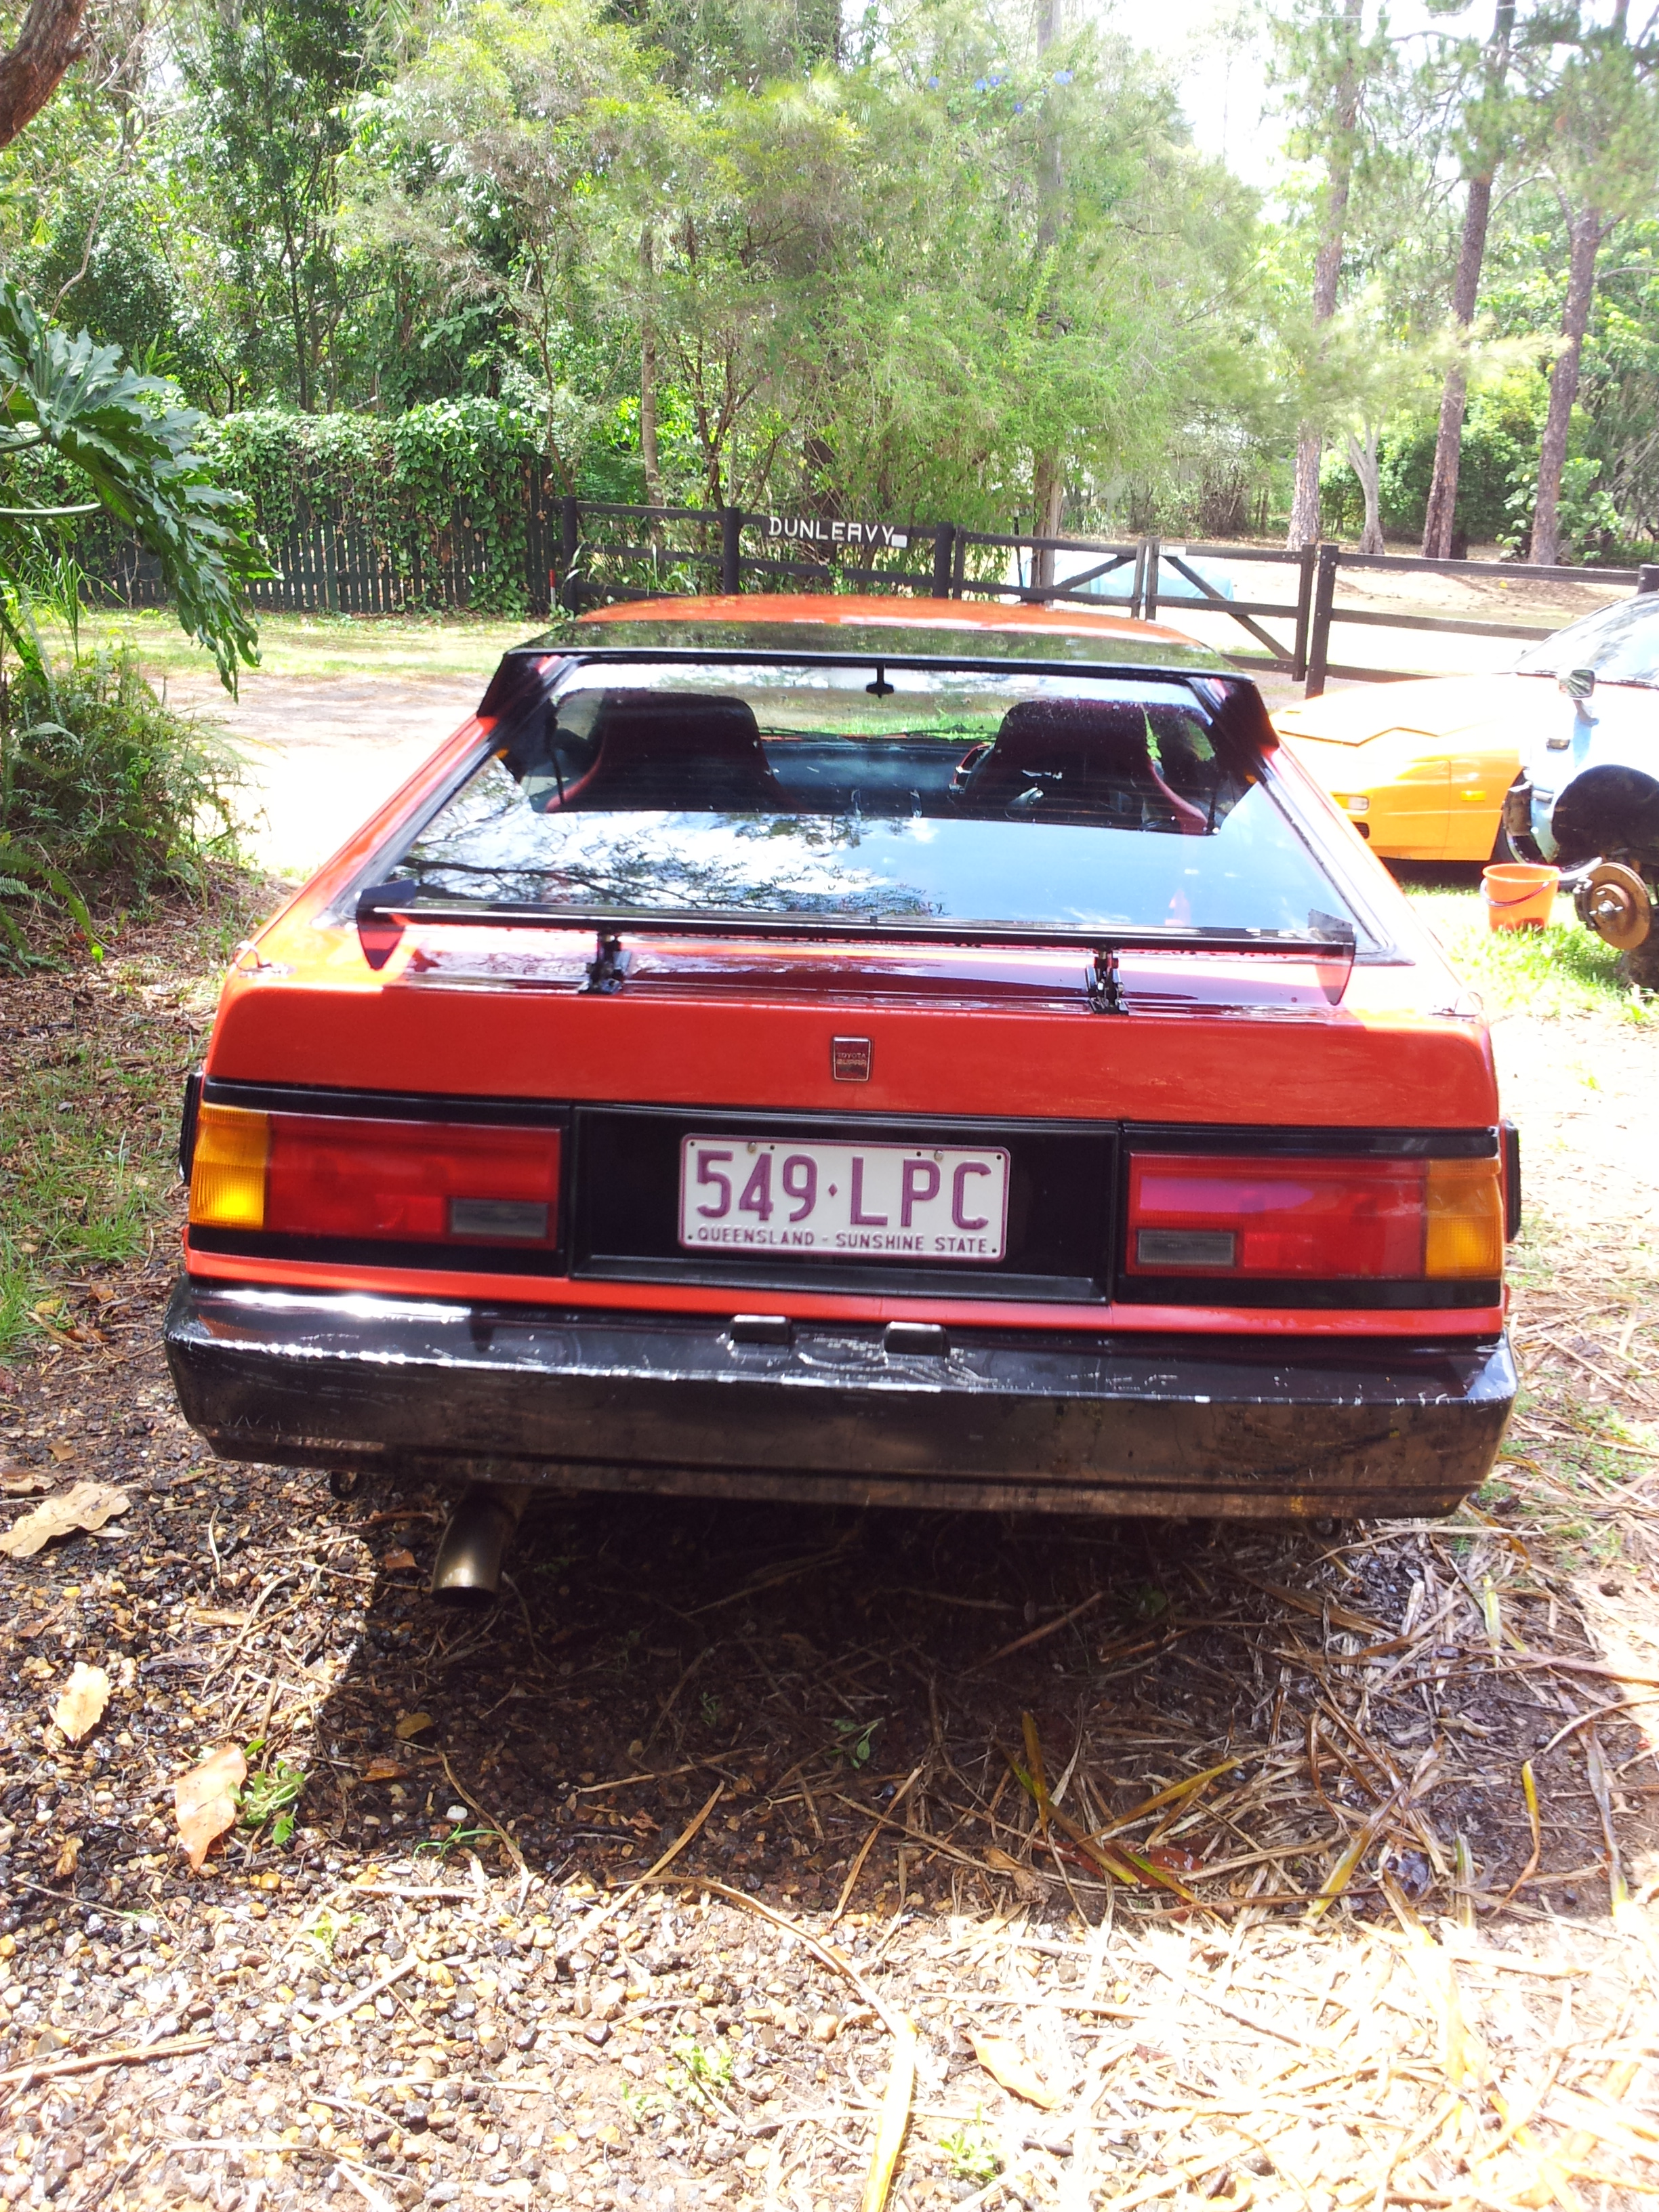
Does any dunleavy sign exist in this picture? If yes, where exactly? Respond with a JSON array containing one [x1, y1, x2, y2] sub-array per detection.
[[765, 514, 910, 551]]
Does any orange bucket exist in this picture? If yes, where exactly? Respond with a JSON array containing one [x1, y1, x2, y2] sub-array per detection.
[[1482, 861, 1559, 930]]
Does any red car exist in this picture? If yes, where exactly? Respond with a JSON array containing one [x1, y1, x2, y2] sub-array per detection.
[[167, 596, 1517, 1596]]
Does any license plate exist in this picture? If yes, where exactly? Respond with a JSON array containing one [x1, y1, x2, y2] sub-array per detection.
[[679, 1136, 1010, 1262]]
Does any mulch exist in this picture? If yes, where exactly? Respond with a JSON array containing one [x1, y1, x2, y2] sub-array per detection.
[[0, 905, 1656, 2212]]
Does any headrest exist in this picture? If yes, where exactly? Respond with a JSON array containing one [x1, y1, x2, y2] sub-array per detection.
[[567, 690, 779, 810], [957, 699, 1210, 833]]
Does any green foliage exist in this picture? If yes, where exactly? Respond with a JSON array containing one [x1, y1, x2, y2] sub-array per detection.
[[0, 633, 244, 908], [413, 1822, 501, 1858], [238, 1740, 308, 1847], [830, 1714, 880, 1766], [663, 2034, 735, 2112], [941, 2125, 1002, 2185], [1405, 884, 1655, 1022], [192, 401, 545, 613], [625, 2034, 736, 2129], [8, 0, 1659, 559], [180, 0, 388, 415], [0, 282, 266, 686], [1316, 367, 1552, 547]]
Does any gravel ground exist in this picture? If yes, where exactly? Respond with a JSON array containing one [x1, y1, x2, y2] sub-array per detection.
[[1, 903, 1656, 2212]]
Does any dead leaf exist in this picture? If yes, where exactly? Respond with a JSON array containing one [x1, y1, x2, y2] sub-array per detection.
[[46, 1442, 75, 1464], [1141, 1845, 1203, 1875], [395, 1711, 434, 1740], [363, 1757, 407, 1783], [0, 1462, 51, 1498], [970, 2034, 1061, 2110], [190, 1607, 252, 1628], [52, 1662, 110, 1742], [0, 1481, 130, 1559], [382, 1549, 417, 1573], [53, 1837, 81, 1879], [173, 1744, 247, 1871]]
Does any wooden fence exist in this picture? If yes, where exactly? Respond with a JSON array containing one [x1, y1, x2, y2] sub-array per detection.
[[92, 490, 1659, 696]]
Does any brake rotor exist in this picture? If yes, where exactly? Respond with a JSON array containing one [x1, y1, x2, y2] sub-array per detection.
[[1574, 859, 1654, 950]]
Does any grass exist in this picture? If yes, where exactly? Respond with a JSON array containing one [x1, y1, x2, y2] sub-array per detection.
[[1402, 878, 1655, 1021], [0, 883, 270, 1353], [75, 608, 537, 685]]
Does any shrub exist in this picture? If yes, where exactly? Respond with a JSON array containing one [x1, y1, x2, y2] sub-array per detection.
[[0, 626, 244, 958]]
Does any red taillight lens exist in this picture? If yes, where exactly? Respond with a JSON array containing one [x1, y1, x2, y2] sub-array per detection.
[[186, 1108, 561, 1248], [1127, 1153, 1430, 1279], [267, 1118, 560, 1245], [1126, 1151, 1503, 1280]]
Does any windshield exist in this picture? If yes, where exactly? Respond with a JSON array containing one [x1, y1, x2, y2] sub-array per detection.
[[1514, 594, 1659, 687], [393, 659, 1364, 942]]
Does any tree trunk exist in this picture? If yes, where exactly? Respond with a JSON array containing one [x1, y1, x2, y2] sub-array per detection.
[[639, 226, 661, 507], [1529, 205, 1601, 567], [1286, 0, 1361, 551], [1421, 176, 1491, 557], [1031, 456, 1064, 593], [1345, 426, 1385, 552], [0, 0, 87, 151], [1423, 0, 1513, 557], [1288, 436, 1324, 547]]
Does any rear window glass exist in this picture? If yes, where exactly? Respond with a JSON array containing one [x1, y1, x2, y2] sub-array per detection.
[[394, 660, 1359, 941]]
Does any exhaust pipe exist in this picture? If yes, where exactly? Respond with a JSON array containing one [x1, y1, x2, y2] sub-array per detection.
[[430, 1482, 532, 1605]]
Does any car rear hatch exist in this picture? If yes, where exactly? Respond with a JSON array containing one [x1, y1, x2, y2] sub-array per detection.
[[187, 642, 1504, 1326]]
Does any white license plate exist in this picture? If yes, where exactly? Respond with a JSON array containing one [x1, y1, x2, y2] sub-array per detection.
[[678, 1136, 1010, 1262]]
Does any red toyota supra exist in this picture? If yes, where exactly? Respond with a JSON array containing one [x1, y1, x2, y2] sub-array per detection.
[[166, 596, 1517, 1594]]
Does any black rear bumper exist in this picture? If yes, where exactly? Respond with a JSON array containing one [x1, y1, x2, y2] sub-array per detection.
[[164, 1279, 1515, 1519]]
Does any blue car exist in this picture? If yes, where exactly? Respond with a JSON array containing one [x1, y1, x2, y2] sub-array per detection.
[[1505, 592, 1659, 985]]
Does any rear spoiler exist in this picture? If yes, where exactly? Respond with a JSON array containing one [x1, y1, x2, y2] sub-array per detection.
[[354, 884, 1357, 1008]]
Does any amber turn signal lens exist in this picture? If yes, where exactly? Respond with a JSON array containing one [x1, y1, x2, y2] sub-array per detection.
[[1425, 1156, 1504, 1278], [188, 1104, 270, 1230]]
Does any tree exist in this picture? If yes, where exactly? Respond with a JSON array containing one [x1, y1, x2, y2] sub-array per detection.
[[0, 0, 87, 151], [0, 281, 266, 684], [180, 0, 386, 411], [1523, 7, 1659, 565], [1421, 0, 1517, 558], [1272, 0, 1376, 548]]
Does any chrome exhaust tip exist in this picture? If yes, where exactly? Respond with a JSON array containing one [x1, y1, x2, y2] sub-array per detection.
[[430, 1483, 531, 1605]]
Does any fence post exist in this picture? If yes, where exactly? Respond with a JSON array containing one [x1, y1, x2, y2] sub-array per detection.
[[1306, 541, 1340, 698], [721, 507, 743, 595], [951, 527, 966, 597], [1143, 537, 1161, 621], [1639, 562, 1659, 596], [559, 495, 579, 612], [931, 523, 954, 598], [1292, 541, 1317, 681], [1128, 539, 1145, 619]]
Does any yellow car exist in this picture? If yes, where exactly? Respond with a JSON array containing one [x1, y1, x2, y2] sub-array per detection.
[[1272, 678, 1521, 863], [1271, 592, 1659, 863]]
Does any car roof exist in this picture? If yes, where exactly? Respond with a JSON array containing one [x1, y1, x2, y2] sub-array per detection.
[[510, 592, 1232, 674]]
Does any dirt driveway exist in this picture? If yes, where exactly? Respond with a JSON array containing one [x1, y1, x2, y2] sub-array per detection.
[[164, 674, 485, 879], [1, 878, 1656, 2211]]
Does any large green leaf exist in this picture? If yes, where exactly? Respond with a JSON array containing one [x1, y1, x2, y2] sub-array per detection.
[[0, 281, 268, 689]]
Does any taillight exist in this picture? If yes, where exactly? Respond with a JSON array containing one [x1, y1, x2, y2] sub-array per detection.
[[1126, 1151, 1502, 1281], [188, 1103, 561, 1248], [189, 1104, 270, 1230]]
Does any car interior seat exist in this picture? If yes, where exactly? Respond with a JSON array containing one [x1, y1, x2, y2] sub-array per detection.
[[543, 690, 781, 813], [954, 699, 1213, 834]]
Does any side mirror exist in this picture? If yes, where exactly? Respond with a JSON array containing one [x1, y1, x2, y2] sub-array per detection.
[[1559, 665, 1597, 701]]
